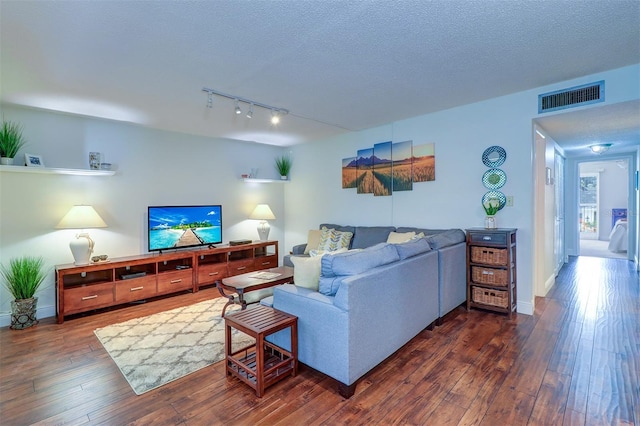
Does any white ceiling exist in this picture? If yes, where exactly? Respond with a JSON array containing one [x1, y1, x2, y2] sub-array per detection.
[[1, 1, 639, 150]]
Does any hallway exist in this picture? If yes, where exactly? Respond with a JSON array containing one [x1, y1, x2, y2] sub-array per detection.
[[544, 255, 639, 425]]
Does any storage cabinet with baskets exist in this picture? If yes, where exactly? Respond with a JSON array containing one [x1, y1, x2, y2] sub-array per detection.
[[466, 228, 517, 318]]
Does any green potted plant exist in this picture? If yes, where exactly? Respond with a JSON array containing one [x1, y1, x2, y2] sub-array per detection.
[[0, 256, 48, 329], [275, 154, 292, 180], [0, 119, 27, 165]]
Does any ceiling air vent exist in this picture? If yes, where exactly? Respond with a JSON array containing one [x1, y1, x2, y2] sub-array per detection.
[[538, 80, 604, 114]]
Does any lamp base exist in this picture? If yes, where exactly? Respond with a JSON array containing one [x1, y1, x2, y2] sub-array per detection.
[[70, 232, 95, 265], [257, 221, 270, 241]]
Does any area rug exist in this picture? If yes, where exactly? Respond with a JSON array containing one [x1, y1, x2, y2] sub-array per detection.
[[94, 298, 254, 395]]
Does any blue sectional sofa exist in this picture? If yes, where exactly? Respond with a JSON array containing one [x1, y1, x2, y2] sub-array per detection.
[[283, 224, 467, 321], [267, 238, 439, 398], [266, 224, 467, 397]]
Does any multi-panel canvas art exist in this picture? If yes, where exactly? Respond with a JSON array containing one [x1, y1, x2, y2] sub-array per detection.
[[342, 141, 435, 195]]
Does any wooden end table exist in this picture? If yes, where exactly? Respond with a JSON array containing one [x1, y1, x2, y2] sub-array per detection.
[[224, 305, 298, 397], [216, 266, 293, 316]]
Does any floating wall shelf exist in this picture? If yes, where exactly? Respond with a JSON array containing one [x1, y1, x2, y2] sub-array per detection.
[[242, 178, 289, 183], [0, 165, 115, 176]]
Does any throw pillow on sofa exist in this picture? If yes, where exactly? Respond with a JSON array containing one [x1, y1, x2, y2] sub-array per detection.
[[387, 231, 415, 244], [303, 229, 323, 255], [317, 226, 353, 252], [290, 248, 348, 291], [290, 256, 323, 291]]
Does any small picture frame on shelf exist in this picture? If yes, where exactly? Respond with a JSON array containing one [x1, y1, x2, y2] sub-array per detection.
[[25, 154, 44, 167]]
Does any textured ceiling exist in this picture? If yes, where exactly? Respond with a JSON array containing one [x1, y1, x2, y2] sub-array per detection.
[[1, 1, 639, 149]]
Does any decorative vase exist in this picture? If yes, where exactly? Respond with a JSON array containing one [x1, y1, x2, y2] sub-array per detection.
[[0, 157, 14, 165], [280, 175, 288, 180], [10, 297, 38, 329], [485, 216, 497, 229]]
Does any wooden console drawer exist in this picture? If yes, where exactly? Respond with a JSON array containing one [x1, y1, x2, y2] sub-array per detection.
[[64, 283, 115, 314], [228, 259, 255, 276], [157, 270, 193, 293], [197, 263, 228, 285], [115, 276, 157, 302], [254, 255, 277, 269]]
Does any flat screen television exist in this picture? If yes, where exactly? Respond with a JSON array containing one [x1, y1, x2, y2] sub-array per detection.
[[148, 205, 222, 252]]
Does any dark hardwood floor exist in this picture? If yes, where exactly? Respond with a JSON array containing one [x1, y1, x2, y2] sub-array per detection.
[[1, 256, 638, 425]]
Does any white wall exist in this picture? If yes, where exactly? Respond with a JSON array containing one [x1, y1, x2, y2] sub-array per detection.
[[0, 106, 287, 325], [2, 64, 638, 324], [284, 64, 640, 316]]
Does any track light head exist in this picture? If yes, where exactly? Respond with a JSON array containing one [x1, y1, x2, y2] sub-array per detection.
[[234, 99, 242, 115], [270, 110, 280, 125], [207, 92, 213, 108], [246, 103, 254, 119]]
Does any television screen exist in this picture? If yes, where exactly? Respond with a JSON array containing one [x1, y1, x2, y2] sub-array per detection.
[[148, 205, 222, 252]]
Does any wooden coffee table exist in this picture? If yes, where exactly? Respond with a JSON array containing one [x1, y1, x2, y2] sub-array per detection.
[[217, 266, 293, 316], [225, 305, 298, 397]]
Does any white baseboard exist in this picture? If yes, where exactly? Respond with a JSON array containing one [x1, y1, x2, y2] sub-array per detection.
[[517, 300, 534, 315], [0, 304, 56, 328]]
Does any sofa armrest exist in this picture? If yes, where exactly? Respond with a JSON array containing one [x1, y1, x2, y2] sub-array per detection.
[[292, 243, 307, 255], [269, 284, 350, 383]]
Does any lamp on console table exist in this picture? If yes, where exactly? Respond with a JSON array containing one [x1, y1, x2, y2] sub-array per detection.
[[248, 204, 275, 241], [56, 205, 107, 265]]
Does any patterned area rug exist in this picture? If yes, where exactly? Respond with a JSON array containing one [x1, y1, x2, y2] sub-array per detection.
[[94, 298, 254, 395]]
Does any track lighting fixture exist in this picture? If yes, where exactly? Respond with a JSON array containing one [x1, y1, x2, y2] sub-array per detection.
[[590, 143, 612, 154], [201, 87, 289, 125]]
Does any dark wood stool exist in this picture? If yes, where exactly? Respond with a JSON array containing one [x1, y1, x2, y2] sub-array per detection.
[[224, 305, 298, 397]]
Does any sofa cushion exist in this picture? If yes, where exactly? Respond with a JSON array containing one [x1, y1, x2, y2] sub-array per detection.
[[425, 229, 466, 249], [387, 231, 416, 244], [395, 237, 432, 259], [318, 243, 400, 295], [303, 229, 323, 255], [318, 226, 353, 252], [395, 227, 466, 249], [351, 226, 396, 249]]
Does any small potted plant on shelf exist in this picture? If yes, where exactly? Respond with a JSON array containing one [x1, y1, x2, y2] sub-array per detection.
[[0, 256, 48, 329], [0, 119, 27, 165], [275, 154, 292, 180]]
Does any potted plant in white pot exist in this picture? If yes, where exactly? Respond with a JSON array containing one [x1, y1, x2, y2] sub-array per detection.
[[0, 256, 48, 329], [275, 154, 292, 180], [0, 119, 27, 165]]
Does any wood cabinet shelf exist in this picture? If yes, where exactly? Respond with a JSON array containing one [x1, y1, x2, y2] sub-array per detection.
[[56, 240, 278, 323], [466, 228, 517, 318], [0, 165, 115, 176]]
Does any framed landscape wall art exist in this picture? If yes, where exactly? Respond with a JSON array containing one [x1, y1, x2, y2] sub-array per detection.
[[342, 157, 357, 189], [373, 141, 392, 196], [342, 140, 436, 195], [356, 147, 374, 194]]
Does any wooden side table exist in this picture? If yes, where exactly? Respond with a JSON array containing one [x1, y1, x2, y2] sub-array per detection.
[[224, 305, 298, 397]]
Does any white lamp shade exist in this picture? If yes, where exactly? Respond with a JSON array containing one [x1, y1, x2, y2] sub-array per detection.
[[248, 204, 275, 220], [57, 205, 107, 229]]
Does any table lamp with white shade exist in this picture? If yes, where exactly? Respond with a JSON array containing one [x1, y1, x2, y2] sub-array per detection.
[[56, 205, 107, 265], [248, 204, 275, 241]]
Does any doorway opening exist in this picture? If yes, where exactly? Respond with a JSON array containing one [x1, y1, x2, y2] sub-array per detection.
[[578, 159, 628, 259]]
